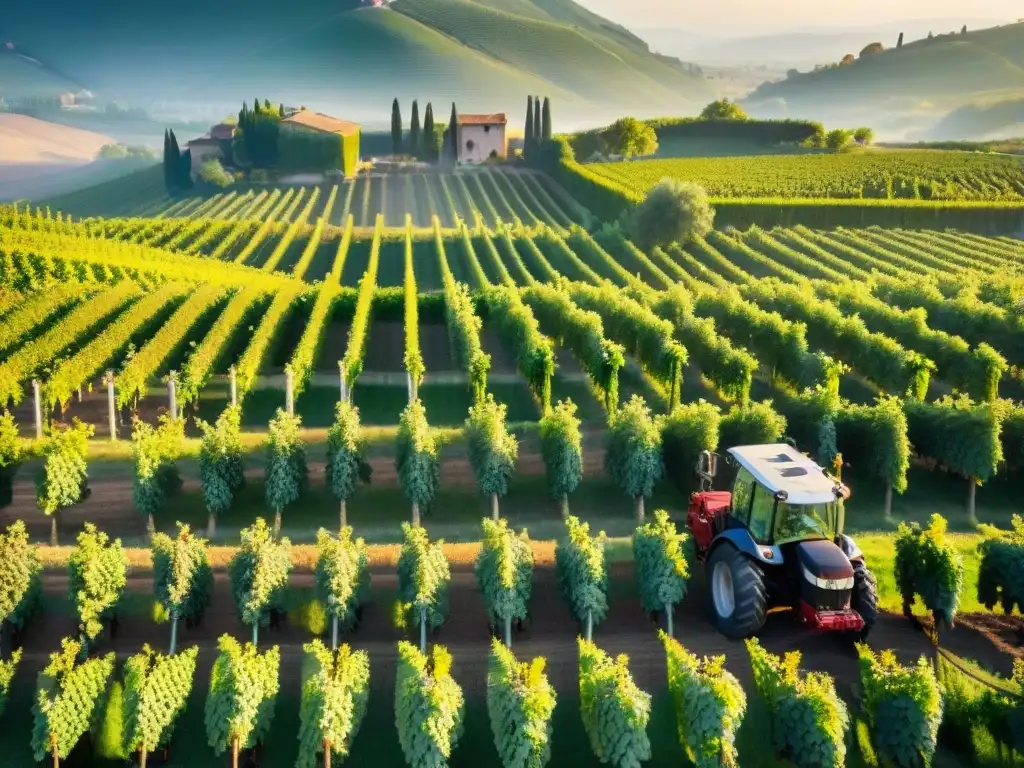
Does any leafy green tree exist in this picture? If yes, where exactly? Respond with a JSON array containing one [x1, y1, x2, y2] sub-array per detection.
[[410, 101, 421, 160], [447, 103, 459, 164], [396, 523, 450, 651], [628, 179, 715, 252], [0, 520, 41, 647], [326, 402, 372, 531], [0, 411, 22, 508], [31, 637, 115, 766], [36, 419, 93, 546], [476, 518, 533, 647], [601, 117, 658, 158], [746, 638, 848, 768], [197, 405, 245, 539], [662, 634, 746, 768], [894, 514, 964, 629], [396, 400, 440, 527], [392, 98, 403, 155], [0, 648, 20, 719], [541, 97, 552, 141], [634, 510, 689, 635], [853, 126, 874, 145], [199, 158, 233, 188], [857, 645, 942, 768], [297, 641, 370, 768], [122, 644, 199, 768], [578, 638, 651, 768], [539, 399, 583, 518], [700, 99, 748, 120], [826, 128, 854, 150], [556, 516, 607, 640], [229, 518, 292, 646], [205, 635, 281, 767], [395, 642, 465, 768], [466, 395, 519, 520], [977, 515, 1024, 614], [68, 523, 127, 644], [423, 103, 436, 161], [860, 42, 885, 56], [605, 395, 664, 522], [315, 528, 369, 650], [265, 409, 308, 538], [152, 523, 213, 654], [131, 414, 184, 539], [660, 401, 720, 495], [487, 639, 556, 768]]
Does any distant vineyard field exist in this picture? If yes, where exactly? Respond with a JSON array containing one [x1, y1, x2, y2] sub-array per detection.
[[584, 149, 1024, 201]]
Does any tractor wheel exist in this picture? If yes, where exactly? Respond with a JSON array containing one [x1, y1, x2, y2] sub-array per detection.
[[706, 544, 767, 639], [850, 560, 878, 641]]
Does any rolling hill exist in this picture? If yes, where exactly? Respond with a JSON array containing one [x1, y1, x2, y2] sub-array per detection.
[[0, 0, 711, 119], [741, 22, 1024, 131]]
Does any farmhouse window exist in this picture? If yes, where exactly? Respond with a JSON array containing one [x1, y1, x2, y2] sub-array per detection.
[[484, 125, 491, 133]]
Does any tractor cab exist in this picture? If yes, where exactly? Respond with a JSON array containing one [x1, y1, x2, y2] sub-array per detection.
[[686, 444, 876, 640]]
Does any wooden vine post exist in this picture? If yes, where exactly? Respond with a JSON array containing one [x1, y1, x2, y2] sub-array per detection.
[[106, 370, 117, 440], [229, 365, 238, 406], [32, 379, 43, 439]]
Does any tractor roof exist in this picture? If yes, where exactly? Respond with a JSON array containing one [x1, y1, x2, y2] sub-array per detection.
[[727, 444, 842, 505]]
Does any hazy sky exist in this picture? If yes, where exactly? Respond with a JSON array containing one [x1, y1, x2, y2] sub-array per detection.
[[578, 0, 1019, 35]]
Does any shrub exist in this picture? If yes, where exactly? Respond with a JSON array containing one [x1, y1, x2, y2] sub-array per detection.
[[746, 638, 848, 768], [628, 179, 714, 251], [826, 129, 854, 151], [633, 510, 689, 634], [977, 515, 1024, 614], [68, 523, 127, 643], [396, 523, 450, 647], [605, 395, 664, 522], [538, 399, 583, 518], [465, 396, 519, 520], [152, 523, 213, 654], [663, 634, 746, 768], [204, 635, 281, 764], [395, 642, 464, 768], [555, 516, 608, 638], [131, 414, 184, 537], [487, 640, 556, 768], [122, 645, 199, 764], [196, 404, 244, 538], [31, 638, 115, 764], [857, 644, 942, 768], [894, 514, 964, 627], [0, 648, 21, 718], [36, 419, 93, 546], [265, 408, 308, 538], [0, 411, 22, 508], [475, 518, 533, 645], [296, 640, 370, 768], [199, 158, 233, 188], [326, 401, 372, 531], [0, 519, 41, 636], [314, 527, 370, 647], [229, 518, 292, 646], [578, 638, 651, 767]]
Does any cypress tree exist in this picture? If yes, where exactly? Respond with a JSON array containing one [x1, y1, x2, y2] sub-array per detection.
[[168, 130, 182, 191], [525, 96, 534, 159], [279, 103, 285, 117], [447, 103, 459, 165], [264, 98, 272, 112], [541, 97, 552, 141], [179, 149, 192, 189], [391, 98, 403, 156], [423, 103, 435, 162], [162, 129, 172, 191], [410, 100, 421, 160], [532, 96, 541, 147], [897, 32, 904, 48]]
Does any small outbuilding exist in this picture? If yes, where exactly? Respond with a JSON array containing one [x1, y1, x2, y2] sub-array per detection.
[[279, 110, 361, 177], [457, 113, 507, 163]]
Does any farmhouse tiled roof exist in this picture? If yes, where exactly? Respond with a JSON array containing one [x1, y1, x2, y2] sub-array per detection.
[[282, 110, 361, 137], [458, 113, 507, 126]]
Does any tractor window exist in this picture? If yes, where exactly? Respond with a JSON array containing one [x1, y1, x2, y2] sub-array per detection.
[[773, 500, 843, 545], [730, 468, 755, 526], [747, 485, 774, 543]]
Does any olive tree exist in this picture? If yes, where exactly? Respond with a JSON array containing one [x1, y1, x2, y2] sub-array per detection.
[[229, 518, 292, 646], [0, 411, 22, 509], [396, 400, 440, 527], [131, 414, 184, 539], [36, 419, 93, 546], [0, 519, 41, 649], [266, 409, 308, 539], [197, 405, 245, 539], [326, 401, 371, 531], [152, 523, 213, 654]]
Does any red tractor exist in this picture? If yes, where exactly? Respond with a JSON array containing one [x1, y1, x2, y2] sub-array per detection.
[[687, 444, 877, 640]]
